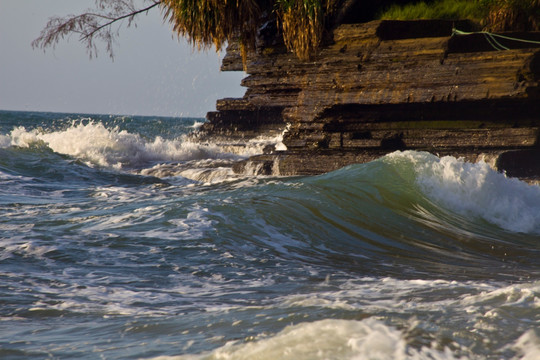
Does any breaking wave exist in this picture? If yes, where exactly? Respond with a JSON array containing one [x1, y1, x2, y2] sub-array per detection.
[[0, 120, 285, 181]]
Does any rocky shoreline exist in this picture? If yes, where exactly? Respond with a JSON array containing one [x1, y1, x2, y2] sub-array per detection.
[[195, 20, 540, 178]]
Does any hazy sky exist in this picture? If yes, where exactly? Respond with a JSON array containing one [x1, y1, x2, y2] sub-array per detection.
[[0, 0, 246, 117]]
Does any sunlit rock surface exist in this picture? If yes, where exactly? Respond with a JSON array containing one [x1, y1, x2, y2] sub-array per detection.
[[198, 20, 540, 178]]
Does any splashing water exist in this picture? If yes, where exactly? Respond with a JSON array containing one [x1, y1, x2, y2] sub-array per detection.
[[0, 111, 539, 360]]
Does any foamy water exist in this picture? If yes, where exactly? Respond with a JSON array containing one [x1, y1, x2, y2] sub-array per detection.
[[0, 111, 539, 359], [386, 151, 540, 233], [5, 122, 231, 168], [1, 118, 286, 183]]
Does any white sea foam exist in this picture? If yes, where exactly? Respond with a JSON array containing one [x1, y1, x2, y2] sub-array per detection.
[[279, 294, 358, 310], [2, 122, 287, 182], [210, 132, 287, 158], [145, 318, 465, 360], [163, 205, 216, 240], [190, 121, 205, 130], [270, 276, 495, 316], [138, 133, 286, 180], [0, 238, 55, 261], [460, 281, 540, 308], [386, 151, 540, 234], [3, 122, 235, 169], [512, 329, 540, 360], [29, 284, 175, 316], [155, 277, 534, 360], [179, 167, 236, 184], [0, 134, 10, 147]]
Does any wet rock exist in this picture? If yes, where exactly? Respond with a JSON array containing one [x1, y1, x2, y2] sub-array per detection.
[[202, 20, 540, 178]]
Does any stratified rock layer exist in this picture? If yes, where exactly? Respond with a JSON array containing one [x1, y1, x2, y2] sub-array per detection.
[[197, 20, 540, 178]]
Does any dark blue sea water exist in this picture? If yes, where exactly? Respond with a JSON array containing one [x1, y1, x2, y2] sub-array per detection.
[[0, 110, 539, 359]]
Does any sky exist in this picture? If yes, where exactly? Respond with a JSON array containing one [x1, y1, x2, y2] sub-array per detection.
[[0, 0, 246, 117]]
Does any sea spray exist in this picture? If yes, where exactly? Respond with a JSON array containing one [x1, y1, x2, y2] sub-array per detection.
[[0, 119, 285, 175], [385, 151, 540, 233], [1, 111, 540, 360], [152, 319, 411, 360], [3, 122, 229, 168]]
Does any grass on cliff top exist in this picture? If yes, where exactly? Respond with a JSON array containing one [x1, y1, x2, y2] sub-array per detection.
[[378, 0, 489, 21], [378, 0, 540, 31]]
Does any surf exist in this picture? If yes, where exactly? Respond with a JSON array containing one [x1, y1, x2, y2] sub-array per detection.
[[1, 111, 540, 360]]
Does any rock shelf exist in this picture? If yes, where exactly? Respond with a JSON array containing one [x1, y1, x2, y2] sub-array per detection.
[[197, 20, 540, 178]]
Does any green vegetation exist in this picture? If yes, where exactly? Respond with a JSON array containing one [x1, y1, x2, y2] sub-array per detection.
[[159, 0, 540, 60], [34, 0, 540, 64], [378, 0, 488, 22], [33, 0, 338, 63], [379, 0, 540, 31], [160, 0, 337, 61]]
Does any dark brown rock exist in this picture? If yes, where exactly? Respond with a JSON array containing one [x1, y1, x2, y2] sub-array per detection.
[[200, 20, 540, 178]]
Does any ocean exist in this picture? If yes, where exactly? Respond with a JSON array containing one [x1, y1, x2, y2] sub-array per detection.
[[0, 109, 539, 359]]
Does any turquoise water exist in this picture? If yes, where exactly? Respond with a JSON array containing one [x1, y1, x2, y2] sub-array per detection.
[[0, 110, 539, 359]]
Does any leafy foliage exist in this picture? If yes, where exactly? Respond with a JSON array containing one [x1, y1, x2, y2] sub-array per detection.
[[34, 0, 338, 62], [160, 0, 337, 61], [34, 0, 540, 65]]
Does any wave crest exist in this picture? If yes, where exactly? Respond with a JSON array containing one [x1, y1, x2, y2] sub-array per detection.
[[148, 318, 465, 360], [2, 121, 236, 169], [385, 151, 540, 234]]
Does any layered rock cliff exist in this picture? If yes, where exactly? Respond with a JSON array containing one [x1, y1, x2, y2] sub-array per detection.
[[195, 20, 540, 178]]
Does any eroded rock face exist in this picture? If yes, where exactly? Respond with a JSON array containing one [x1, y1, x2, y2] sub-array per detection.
[[199, 20, 540, 177]]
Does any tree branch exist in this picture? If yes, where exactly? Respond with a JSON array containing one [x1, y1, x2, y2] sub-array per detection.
[[82, 2, 161, 40], [32, 0, 161, 60]]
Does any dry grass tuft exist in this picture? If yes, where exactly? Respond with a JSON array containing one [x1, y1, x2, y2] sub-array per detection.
[[161, 0, 337, 62], [483, 0, 540, 31], [160, 0, 262, 66], [277, 0, 337, 60]]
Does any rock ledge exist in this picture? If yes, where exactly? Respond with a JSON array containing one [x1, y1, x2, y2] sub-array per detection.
[[198, 20, 540, 178]]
